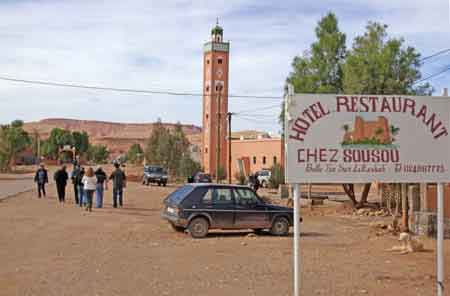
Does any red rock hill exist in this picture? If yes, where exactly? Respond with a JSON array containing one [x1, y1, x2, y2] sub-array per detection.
[[24, 118, 202, 158]]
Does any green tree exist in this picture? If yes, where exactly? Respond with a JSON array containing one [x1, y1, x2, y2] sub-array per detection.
[[144, 119, 171, 167], [269, 163, 285, 189], [177, 155, 201, 178], [341, 22, 431, 207], [72, 131, 89, 155], [286, 12, 346, 94], [144, 119, 196, 176], [87, 144, 109, 164], [127, 143, 144, 164], [0, 120, 31, 171], [43, 128, 74, 159], [342, 22, 432, 95]]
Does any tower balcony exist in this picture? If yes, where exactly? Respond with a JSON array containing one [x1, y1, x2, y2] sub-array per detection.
[[203, 42, 230, 53]]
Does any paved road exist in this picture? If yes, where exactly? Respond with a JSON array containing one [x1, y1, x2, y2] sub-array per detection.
[[0, 178, 36, 200]]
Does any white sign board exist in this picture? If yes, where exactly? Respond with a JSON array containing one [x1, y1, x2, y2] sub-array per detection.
[[285, 94, 450, 183]]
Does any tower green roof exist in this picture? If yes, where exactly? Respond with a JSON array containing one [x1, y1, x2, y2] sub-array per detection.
[[211, 24, 223, 36]]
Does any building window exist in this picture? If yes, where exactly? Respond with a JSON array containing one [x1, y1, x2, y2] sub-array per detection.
[[273, 156, 277, 164], [253, 156, 256, 164], [207, 59, 210, 64], [205, 147, 208, 154], [206, 86, 209, 92], [218, 58, 223, 64], [262, 156, 266, 165], [206, 114, 209, 120]]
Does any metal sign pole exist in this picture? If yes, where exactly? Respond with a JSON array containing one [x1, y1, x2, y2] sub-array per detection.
[[437, 183, 444, 296], [293, 183, 301, 296], [437, 87, 447, 296]]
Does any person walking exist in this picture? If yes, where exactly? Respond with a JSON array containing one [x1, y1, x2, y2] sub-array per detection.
[[34, 164, 48, 198], [253, 172, 260, 193], [71, 165, 81, 204], [94, 166, 107, 208], [109, 162, 127, 208], [54, 165, 69, 203], [82, 167, 97, 212], [76, 167, 85, 207]]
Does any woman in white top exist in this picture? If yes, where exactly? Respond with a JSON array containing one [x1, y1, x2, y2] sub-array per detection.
[[82, 167, 97, 212]]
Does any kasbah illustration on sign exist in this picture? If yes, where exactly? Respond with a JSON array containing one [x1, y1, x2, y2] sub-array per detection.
[[341, 116, 400, 148]]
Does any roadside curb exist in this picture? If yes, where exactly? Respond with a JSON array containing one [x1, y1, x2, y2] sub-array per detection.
[[0, 181, 55, 202]]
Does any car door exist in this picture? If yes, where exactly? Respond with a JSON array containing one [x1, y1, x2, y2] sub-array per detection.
[[199, 187, 235, 228], [233, 188, 271, 228]]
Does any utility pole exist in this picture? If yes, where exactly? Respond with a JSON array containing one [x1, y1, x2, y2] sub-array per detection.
[[37, 136, 41, 164], [227, 112, 233, 184], [216, 85, 223, 183]]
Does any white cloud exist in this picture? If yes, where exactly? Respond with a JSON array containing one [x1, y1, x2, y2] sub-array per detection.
[[0, 0, 449, 133]]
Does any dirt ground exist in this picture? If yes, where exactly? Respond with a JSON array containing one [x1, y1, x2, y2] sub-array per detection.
[[0, 178, 449, 296]]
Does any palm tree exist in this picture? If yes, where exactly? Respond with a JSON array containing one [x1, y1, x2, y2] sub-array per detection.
[[342, 124, 350, 132], [390, 125, 400, 142]]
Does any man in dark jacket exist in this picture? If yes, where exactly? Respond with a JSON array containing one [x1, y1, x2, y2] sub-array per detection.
[[94, 166, 107, 208], [54, 165, 69, 203], [109, 162, 126, 208], [71, 165, 81, 204], [34, 164, 48, 198], [77, 167, 85, 206]]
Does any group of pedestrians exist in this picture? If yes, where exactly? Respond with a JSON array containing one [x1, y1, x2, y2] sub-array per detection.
[[34, 162, 127, 211]]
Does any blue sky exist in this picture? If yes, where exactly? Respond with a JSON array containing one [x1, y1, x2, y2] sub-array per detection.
[[0, 0, 449, 134]]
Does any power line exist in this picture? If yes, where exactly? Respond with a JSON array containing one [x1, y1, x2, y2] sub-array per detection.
[[0, 76, 282, 100], [235, 114, 278, 124], [421, 49, 450, 63], [234, 102, 281, 114], [414, 66, 450, 85]]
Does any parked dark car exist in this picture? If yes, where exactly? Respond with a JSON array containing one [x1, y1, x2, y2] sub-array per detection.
[[142, 165, 168, 186], [188, 172, 212, 183], [161, 184, 298, 238]]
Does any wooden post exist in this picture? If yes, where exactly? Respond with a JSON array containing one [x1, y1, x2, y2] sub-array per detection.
[[401, 183, 409, 231], [408, 185, 415, 232]]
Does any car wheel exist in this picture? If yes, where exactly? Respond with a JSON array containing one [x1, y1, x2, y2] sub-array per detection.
[[163, 182, 167, 187], [158, 182, 161, 186], [170, 223, 185, 233], [188, 217, 209, 238], [270, 216, 289, 236]]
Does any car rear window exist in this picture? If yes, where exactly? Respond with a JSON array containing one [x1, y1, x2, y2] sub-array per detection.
[[166, 185, 193, 205]]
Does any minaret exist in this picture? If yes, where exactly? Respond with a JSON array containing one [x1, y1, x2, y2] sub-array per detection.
[[202, 20, 230, 179]]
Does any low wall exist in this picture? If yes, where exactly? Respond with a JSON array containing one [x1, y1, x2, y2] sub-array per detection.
[[426, 185, 450, 219], [412, 211, 450, 239]]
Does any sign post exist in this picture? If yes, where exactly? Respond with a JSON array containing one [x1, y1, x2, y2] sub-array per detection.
[[437, 88, 448, 296], [285, 91, 450, 296], [293, 183, 300, 296], [437, 183, 444, 296]]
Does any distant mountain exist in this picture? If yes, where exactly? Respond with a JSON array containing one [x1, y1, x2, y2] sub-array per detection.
[[24, 118, 202, 158]]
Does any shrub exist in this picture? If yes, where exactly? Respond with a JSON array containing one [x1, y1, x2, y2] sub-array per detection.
[[234, 171, 246, 185], [216, 166, 227, 182], [269, 163, 285, 189]]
